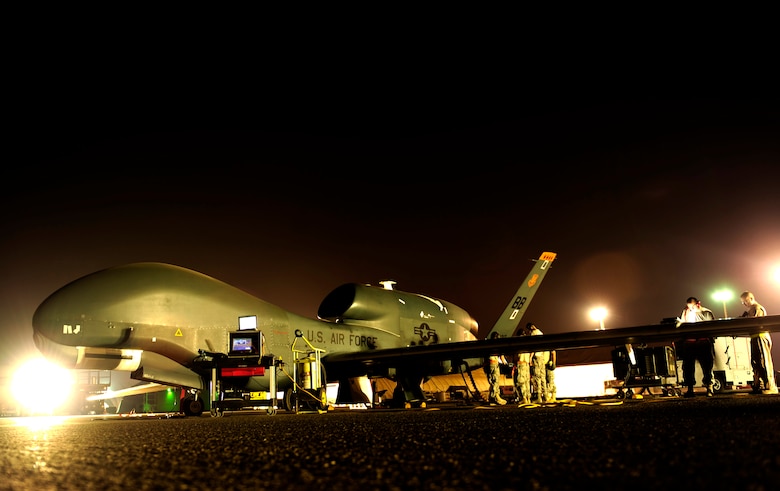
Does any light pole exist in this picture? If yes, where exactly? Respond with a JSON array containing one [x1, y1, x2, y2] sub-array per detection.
[[589, 307, 607, 331], [712, 289, 733, 318]]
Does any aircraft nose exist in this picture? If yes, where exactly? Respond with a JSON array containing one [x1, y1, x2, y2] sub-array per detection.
[[32, 292, 83, 368], [32, 263, 135, 353], [32, 328, 80, 368]]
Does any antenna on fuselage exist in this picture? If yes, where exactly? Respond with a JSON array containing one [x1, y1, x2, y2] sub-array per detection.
[[379, 280, 396, 290]]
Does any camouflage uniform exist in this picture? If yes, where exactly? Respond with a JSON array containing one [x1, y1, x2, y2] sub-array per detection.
[[513, 351, 532, 404], [485, 355, 506, 404], [531, 350, 549, 403], [741, 292, 778, 394], [544, 351, 556, 402], [524, 323, 548, 403]]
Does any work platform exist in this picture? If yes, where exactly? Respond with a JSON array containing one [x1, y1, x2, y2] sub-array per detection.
[[607, 345, 682, 399]]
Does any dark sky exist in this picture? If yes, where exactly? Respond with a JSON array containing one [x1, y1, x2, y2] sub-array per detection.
[[3, 93, 779, 375]]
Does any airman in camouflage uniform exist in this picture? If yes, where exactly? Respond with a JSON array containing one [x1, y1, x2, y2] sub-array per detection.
[[513, 350, 532, 405]]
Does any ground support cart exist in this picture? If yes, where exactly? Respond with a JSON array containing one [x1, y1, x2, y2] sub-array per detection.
[[194, 351, 281, 417], [607, 345, 682, 399], [284, 329, 329, 414]]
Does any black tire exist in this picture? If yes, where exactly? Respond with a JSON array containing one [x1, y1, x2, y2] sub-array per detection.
[[315, 387, 327, 410], [298, 389, 325, 411], [283, 388, 296, 412], [712, 373, 727, 393], [182, 396, 204, 416]]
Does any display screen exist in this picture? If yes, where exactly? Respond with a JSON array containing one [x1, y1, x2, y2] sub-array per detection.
[[238, 315, 257, 331], [229, 330, 261, 355], [231, 336, 255, 353]]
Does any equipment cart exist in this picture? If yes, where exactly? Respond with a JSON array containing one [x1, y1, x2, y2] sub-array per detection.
[[607, 344, 682, 399], [193, 328, 282, 417], [285, 329, 329, 414], [212, 352, 280, 417]]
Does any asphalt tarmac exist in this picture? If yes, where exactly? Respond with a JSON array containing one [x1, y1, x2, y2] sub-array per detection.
[[0, 393, 777, 491]]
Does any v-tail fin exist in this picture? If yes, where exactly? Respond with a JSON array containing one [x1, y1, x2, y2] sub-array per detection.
[[486, 251, 557, 339]]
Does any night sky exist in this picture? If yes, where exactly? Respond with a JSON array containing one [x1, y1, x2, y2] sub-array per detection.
[[4, 93, 779, 377]]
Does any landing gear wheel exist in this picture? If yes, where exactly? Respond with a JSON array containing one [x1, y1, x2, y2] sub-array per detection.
[[182, 395, 204, 416]]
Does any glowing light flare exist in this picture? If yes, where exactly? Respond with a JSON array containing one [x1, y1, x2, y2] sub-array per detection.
[[712, 289, 733, 302], [712, 289, 733, 318], [11, 358, 75, 415], [589, 307, 607, 330]]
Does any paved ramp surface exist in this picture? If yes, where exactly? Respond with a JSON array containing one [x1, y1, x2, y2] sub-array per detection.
[[1, 393, 777, 490]]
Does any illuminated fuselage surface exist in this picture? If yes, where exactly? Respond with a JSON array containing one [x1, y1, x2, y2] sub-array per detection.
[[32, 263, 480, 392]]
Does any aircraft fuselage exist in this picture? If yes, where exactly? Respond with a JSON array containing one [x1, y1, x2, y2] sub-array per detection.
[[32, 263, 480, 398]]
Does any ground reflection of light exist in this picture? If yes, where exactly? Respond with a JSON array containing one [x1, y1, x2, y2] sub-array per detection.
[[14, 415, 68, 475], [14, 415, 68, 432]]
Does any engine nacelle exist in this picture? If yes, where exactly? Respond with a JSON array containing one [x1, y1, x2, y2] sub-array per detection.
[[318, 283, 479, 340]]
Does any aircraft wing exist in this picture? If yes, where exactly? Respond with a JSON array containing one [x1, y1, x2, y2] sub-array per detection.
[[322, 314, 780, 370], [85, 382, 167, 401]]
